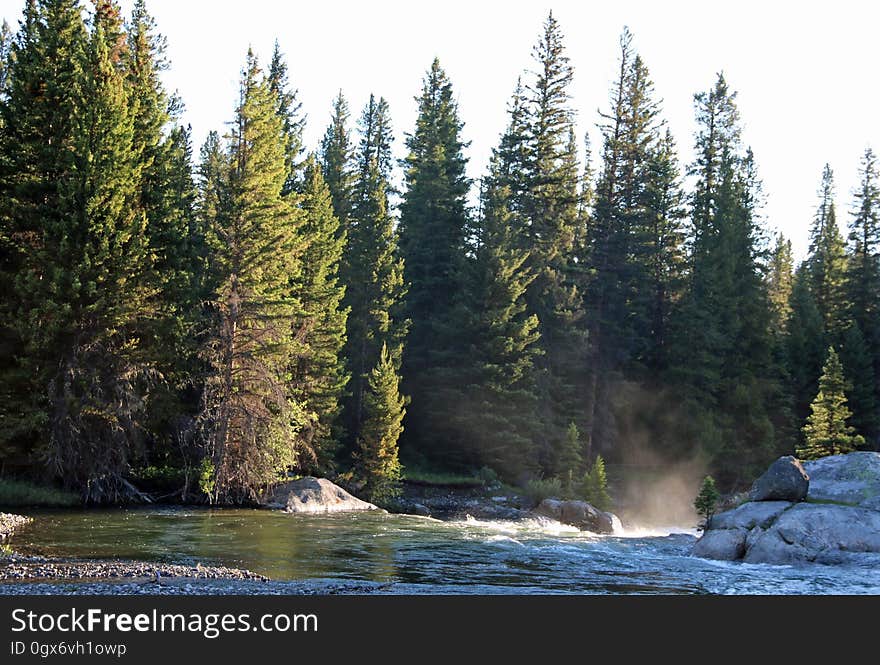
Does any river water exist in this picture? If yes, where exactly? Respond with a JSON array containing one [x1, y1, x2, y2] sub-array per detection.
[[4, 508, 880, 594]]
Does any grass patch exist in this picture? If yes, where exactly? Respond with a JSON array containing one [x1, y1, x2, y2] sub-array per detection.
[[0, 477, 80, 508]]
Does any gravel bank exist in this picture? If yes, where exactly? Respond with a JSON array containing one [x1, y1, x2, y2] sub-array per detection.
[[0, 553, 267, 582]]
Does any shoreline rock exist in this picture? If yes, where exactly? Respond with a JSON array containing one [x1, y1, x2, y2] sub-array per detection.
[[263, 477, 380, 514], [693, 452, 880, 566]]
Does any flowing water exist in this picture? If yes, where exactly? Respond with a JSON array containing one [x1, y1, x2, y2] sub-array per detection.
[[4, 507, 880, 594]]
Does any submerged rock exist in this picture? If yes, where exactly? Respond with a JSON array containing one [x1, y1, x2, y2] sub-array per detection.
[[532, 499, 615, 534], [804, 452, 880, 510], [749, 456, 809, 502], [263, 477, 379, 514]]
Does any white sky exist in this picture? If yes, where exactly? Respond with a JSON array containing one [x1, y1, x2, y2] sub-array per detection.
[[2, 0, 879, 260]]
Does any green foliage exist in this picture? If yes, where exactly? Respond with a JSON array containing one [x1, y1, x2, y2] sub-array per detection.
[[694, 475, 720, 530], [524, 477, 563, 504], [580, 455, 612, 511], [798, 347, 866, 460], [197, 458, 215, 498], [354, 344, 406, 504], [0, 477, 79, 507], [398, 57, 472, 466], [197, 51, 305, 504]]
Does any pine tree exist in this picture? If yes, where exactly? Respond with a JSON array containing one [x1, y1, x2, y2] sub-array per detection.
[[354, 343, 405, 504], [556, 422, 583, 494], [198, 51, 305, 504], [807, 165, 848, 338], [786, 265, 827, 445], [516, 12, 588, 466], [267, 40, 305, 195], [341, 95, 407, 452], [844, 147, 880, 446], [291, 155, 349, 472], [767, 233, 794, 332], [126, 0, 203, 464], [694, 475, 720, 531], [798, 347, 865, 459], [320, 90, 355, 227], [672, 74, 778, 485], [398, 57, 471, 460], [456, 164, 541, 479], [0, 1, 159, 500], [837, 323, 877, 442], [581, 455, 612, 511]]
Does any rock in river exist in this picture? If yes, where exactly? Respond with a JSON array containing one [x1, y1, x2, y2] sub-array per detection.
[[804, 452, 880, 510], [693, 452, 880, 566], [263, 477, 380, 514], [532, 499, 616, 534], [748, 455, 809, 502]]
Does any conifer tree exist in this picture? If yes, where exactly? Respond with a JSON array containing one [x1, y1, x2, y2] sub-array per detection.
[[198, 52, 305, 503], [354, 343, 405, 504], [291, 156, 349, 472], [798, 347, 865, 459], [807, 165, 848, 337], [557, 422, 583, 494], [843, 148, 880, 445], [516, 12, 588, 465], [450, 152, 542, 478], [581, 455, 612, 511], [398, 58, 471, 458], [767, 233, 794, 332], [672, 74, 778, 485], [320, 90, 355, 227], [786, 265, 827, 442], [0, 1, 159, 499], [341, 95, 407, 451], [267, 40, 305, 195]]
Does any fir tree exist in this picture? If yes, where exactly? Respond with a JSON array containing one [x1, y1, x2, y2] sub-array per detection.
[[398, 57, 471, 460], [844, 148, 880, 445], [767, 233, 794, 332], [354, 343, 405, 504], [291, 156, 349, 472], [557, 422, 583, 494], [457, 170, 541, 479], [581, 455, 612, 511], [798, 346, 865, 459], [694, 475, 720, 531], [267, 40, 305, 195], [341, 95, 408, 452], [198, 52, 305, 503], [807, 165, 848, 338], [320, 90, 355, 227]]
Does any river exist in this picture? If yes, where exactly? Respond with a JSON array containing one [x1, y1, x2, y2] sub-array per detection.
[[3, 507, 879, 594]]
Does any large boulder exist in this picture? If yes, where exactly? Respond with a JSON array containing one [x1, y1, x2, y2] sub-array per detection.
[[532, 499, 615, 534], [749, 456, 809, 502], [692, 528, 748, 560], [709, 501, 792, 530], [744, 503, 880, 566], [263, 477, 379, 514], [804, 452, 880, 510], [693, 452, 880, 565]]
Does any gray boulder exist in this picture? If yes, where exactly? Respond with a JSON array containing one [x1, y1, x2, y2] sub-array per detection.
[[692, 528, 748, 560], [744, 503, 880, 566], [709, 501, 792, 530], [749, 456, 809, 502], [804, 452, 880, 510], [263, 477, 379, 514], [532, 499, 615, 534]]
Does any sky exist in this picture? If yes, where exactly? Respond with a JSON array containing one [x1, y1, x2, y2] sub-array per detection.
[[1, 0, 879, 261]]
